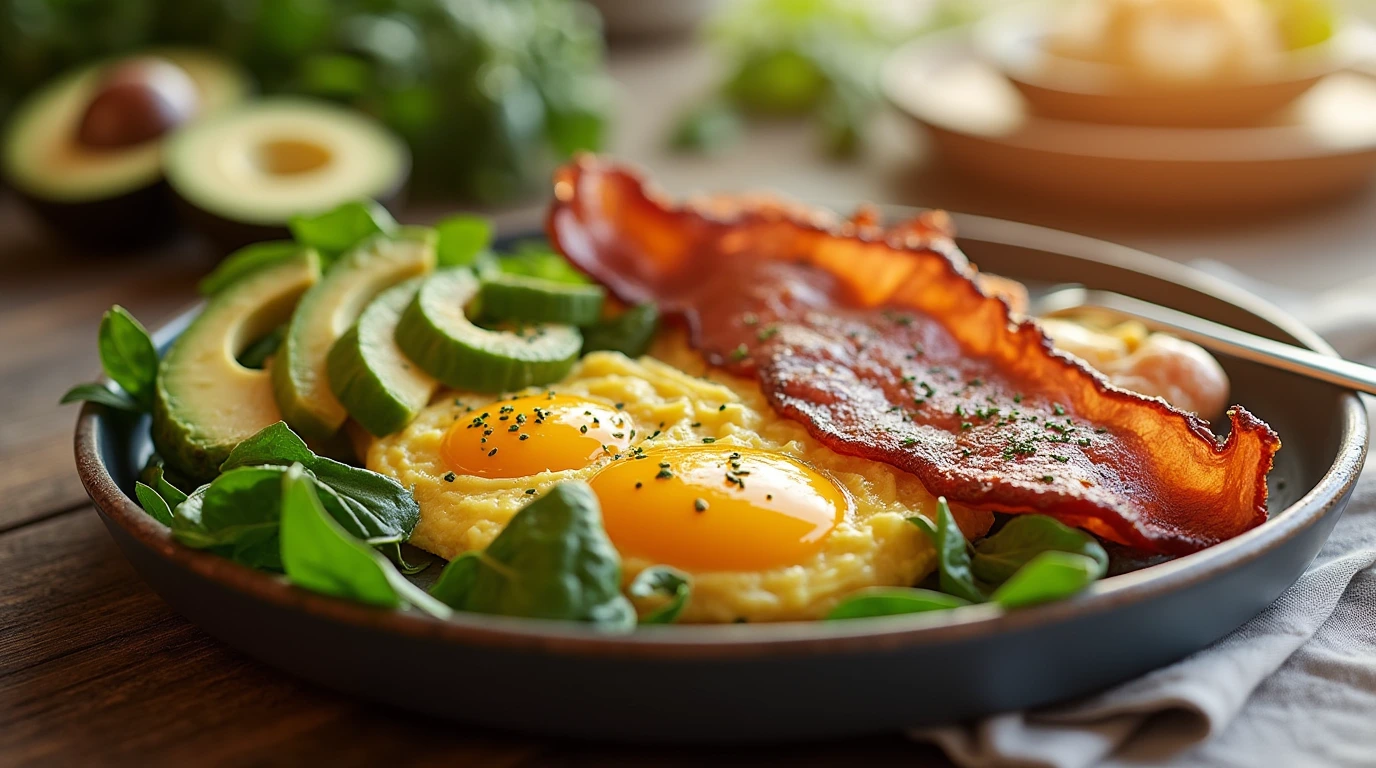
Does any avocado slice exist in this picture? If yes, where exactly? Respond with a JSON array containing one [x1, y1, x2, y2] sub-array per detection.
[[396, 269, 582, 393], [153, 248, 321, 480], [272, 228, 436, 441], [164, 98, 410, 248], [2, 49, 249, 248], [327, 278, 439, 437]]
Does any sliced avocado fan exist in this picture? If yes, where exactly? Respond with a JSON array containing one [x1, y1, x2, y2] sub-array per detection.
[[327, 277, 439, 437], [153, 247, 321, 479], [271, 227, 436, 441], [396, 269, 582, 393]]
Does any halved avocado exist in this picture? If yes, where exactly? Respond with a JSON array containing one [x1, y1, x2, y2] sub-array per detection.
[[153, 247, 321, 480], [1, 49, 249, 248], [272, 228, 436, 442], [165, 98, 410, 249]]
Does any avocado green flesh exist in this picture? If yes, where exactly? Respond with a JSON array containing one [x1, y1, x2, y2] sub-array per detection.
[[328, 277, 438, 437], [164, 97, 410, 228], [2, 49, 249, 204], [272, 229, 436, 441], [396, 269, 582, 393], [478, 272, 605, 326], [153, 249, 321, 480]]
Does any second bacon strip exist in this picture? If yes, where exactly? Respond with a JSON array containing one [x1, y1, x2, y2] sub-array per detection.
[[547, 157, 1280, 555]]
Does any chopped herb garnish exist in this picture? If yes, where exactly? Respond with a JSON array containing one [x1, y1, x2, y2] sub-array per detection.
[[694, 498, 708, 513], [443, 472, 456, 482], [702, 437, 716, 444], [1053, 403, 1066, 416], [1041, 475, 1054, 483]]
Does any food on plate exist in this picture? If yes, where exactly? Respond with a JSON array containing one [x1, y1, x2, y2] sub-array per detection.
[[1038, 317, 1229, 417], [1045, 0, 1336, 83], [1, 49, 248, 246], [66, 158, 1280, 628], [272, 227, 435, 442], [152, 246, 320, 479], [548, 156, 1278, 555], [164, 98, 410, 247], [327, 278, 439, 439], [369, 348, 990, 622]]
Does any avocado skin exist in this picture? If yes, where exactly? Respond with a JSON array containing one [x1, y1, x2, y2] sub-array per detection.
[[150, 386, 221, 481], [18, 179, 180, 249]]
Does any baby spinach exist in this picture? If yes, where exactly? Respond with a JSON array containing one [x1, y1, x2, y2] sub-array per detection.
[[220, 421, 420, 547], [990, 551, 1103, 609], [827, 587, 969, 620], [199, 241, 308, 296], [149, 466, 189, 508], [133, 482, 175, 527], [430, 482, 635, 629], [926, 498, 986, 603], [909, 502, 1108, 610], [628, 566, 692, 624], [62, 306, 157, 413], [435, 214, 493, 268], [581, 303, 660, 358], [279, 464, 450, 618], [971, 515, 1109, 585], [289, 201, 397, 265], [172, 466, 288, 570], [60, 383, 140, 412]]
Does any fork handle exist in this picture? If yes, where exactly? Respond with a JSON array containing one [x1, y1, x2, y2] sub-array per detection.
[[1069, 290, 1376, 397]]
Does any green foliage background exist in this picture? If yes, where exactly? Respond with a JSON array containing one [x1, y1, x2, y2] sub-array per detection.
[[0, 0, 612, 202]]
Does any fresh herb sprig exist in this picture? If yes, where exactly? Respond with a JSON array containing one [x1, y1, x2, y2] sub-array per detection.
[[60, 306, 158, 413]]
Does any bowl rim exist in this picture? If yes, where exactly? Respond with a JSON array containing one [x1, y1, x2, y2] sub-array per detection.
[[882, 32, 1376, 165], [74, 211, 1369, 660]]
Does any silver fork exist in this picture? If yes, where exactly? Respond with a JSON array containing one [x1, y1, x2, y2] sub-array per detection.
[[1031, 286, 1376, 396]]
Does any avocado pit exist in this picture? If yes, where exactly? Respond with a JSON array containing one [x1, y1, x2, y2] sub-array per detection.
[[76, 57, 200, 149]]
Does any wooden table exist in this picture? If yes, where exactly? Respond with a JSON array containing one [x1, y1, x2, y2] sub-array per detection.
[[4, 39, 1374, 767]]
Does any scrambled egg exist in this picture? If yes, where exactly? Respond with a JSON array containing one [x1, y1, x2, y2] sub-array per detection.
[[367, 336, 993, 623]]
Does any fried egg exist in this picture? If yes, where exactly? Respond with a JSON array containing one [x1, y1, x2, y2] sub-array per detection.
[[367, 337, 994, 623]]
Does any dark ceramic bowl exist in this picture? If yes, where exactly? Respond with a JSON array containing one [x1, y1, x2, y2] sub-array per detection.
[[74, 213, 1368, 743]]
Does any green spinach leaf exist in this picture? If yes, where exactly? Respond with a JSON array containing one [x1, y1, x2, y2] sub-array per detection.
[[430, 482, 635, 628], [60, 383, 141, 412], [133, 481, 175, 527], [289, 201, 397, 265], [172, 466, 288, 570], [220, 421, 420, 546], [991, 551, 1102, 609], [972, 515, 1109, 586], [581, 303, 660, 357], [199, 241, 308, 296], [279, 464, 450, 617], [97, 306, 158, 410], [435, 214, 494, 267], [628, 566, 692, 624], [826, 587, 969, 620], [928, 498, 986, 603]]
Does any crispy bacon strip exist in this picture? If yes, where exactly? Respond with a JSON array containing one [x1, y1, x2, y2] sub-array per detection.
[[548, 157, 1280, 554]]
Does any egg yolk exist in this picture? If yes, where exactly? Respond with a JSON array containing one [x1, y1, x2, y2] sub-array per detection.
[[590, 447, 848, 572], [441, 394, 634, 479]]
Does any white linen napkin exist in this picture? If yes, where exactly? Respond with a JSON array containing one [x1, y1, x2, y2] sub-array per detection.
[[911, 265, 1376, 768]]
